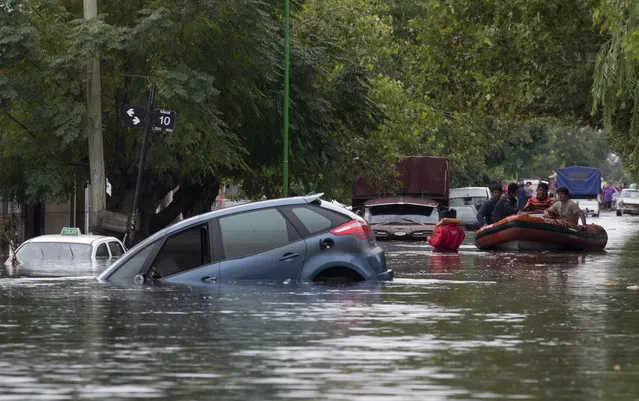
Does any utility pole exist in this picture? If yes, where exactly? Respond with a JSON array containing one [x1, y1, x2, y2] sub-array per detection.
[[282, 0, 290, 197], [84, 0, 106, 233]]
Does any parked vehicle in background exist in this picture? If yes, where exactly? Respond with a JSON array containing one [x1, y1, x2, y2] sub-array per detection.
[[352, 156, 449, 241], [518, 179, 551, 196], [556, 166, 601, 217], [616, 189, 639, 216], [6, 228, 127, 276], [452, 204, 480, 230], [575, 198, 601, 217], [352, 156, 450, 213], [364, 197, 439, 240], [449, 187, 490, 209], [98, 194, 393, 286]]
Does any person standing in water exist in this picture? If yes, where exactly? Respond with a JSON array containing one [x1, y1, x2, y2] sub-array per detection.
[[427, 209, 465, 251]]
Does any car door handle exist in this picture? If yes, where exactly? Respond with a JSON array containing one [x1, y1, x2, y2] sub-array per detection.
[[201, 276, 217, 283], [279, 252, 300, 261]]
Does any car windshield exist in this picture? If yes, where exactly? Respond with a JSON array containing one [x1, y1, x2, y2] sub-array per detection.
[[520, 179, 542, 192], [449, 197, 486, 208], [453, 206, 477, 221], [621, 190, 639, 198], [16, 242, 93, 262], [449, 188, 488, 198], [366, 204, 438, 225]]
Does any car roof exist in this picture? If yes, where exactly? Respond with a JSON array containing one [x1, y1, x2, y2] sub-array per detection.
[[22, 234, 121, 246], [128, 193, 332, 250], [364, 196, 438, 207], [451, 204, 476, 210], [450, 187, 489, 191], [449, 187, 489, 196]]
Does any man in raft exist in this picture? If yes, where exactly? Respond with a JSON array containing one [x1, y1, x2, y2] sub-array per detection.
[[476, 185, 503, 227], [522, 182, 554, 214], [543, 186, 587, 228], [492, 183, 519, 223]]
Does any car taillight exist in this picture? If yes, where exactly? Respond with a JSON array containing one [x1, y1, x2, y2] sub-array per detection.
[[330, 220, 372, 239]]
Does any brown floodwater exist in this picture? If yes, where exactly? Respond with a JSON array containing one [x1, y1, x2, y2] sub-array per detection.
[[0, 212, 637, 400]]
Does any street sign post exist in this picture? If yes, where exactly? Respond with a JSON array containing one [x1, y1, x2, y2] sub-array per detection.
[[122, 88, 177, 247], [124, 86, 156, 248], [122, 105, 146, 128], [152, 109, 176, 132]]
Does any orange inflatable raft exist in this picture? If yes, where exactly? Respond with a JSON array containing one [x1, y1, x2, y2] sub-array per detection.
[[474, 214, 608, 251]]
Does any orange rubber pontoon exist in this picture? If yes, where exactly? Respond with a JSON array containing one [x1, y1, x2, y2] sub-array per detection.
[[474, 214, 608, 251]]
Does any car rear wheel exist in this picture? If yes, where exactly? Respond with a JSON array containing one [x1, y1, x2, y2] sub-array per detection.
[[313, 267, 365, 283]]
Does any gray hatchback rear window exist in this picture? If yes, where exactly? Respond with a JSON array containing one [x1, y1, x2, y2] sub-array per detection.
[[290, 207, 333, 234], [283, 205, 350, 237]]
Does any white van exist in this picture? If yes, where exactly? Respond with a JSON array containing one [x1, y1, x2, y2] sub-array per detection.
[[449, 187, 490, 209], [575, 198, 600, 217]]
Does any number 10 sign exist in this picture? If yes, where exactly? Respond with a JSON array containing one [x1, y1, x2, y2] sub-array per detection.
[[152, 109, 177, 132]]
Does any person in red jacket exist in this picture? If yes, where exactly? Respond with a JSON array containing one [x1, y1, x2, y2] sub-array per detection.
[[427, 209, 466, 251], [522, 182, 554, 214]]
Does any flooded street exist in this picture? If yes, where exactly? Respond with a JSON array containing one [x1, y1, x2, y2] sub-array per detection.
[[1, 212, 638, 400]]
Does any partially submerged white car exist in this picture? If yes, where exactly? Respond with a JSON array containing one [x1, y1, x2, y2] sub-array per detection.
[[7, 227, 126, 267]]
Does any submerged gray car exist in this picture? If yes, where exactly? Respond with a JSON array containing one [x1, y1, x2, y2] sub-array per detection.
[[98, 194, 392, 285]]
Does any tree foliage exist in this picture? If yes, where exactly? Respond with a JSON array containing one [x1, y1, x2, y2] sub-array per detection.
[[0, 0, 633, 241], [0, 0, 381, 239], [592, 0, 639, 177], [297, 0, 613, 189]]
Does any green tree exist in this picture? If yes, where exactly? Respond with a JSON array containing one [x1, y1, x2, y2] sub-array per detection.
[[297, 0, 607, 189], [592, 0, 639, 178], [0, 0, 381, 240]]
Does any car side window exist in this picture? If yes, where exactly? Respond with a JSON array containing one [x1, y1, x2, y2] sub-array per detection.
[[108, 241, 125, 257], [219, 208, 298, 259], [106, 243, 158, 285], [285, 205, 350, 237], [96, 243, 110, 259], [150, 224, 210, 278]]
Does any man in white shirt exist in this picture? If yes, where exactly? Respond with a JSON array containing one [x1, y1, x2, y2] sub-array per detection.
[[544, 186, 587, 227]]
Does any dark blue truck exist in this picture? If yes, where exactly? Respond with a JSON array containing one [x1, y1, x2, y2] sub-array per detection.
[[556, 166, 601, 217]]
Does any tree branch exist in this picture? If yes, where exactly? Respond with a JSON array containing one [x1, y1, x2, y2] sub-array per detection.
[[4, 113, 37, 139]]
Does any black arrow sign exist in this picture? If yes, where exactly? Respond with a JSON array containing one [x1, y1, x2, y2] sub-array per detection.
[[122, 105, 146, 128]]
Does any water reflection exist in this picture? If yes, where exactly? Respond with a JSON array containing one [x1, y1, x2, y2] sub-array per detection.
[[430, 251, 463, 274], [0, 215, 638, 400]]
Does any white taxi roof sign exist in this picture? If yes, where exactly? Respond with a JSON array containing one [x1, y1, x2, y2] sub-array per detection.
[[60, 227, 82, 236]]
